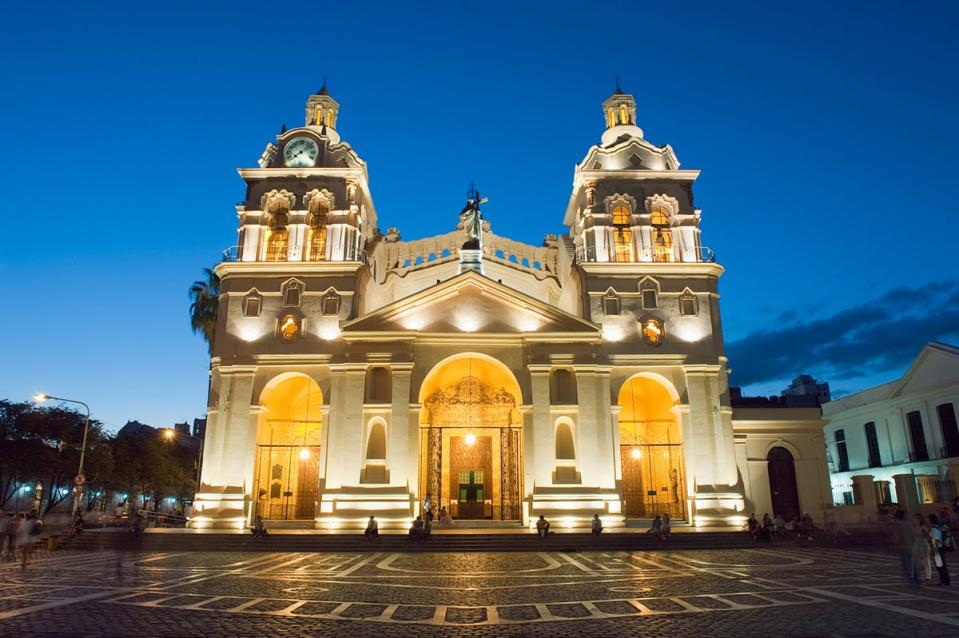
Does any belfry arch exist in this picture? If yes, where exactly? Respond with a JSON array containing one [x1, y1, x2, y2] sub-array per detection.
[[417, 354, 523, 521], [617, 374, 687, 520], [253, 374, 323, 521]]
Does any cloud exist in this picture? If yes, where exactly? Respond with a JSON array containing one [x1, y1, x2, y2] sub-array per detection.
[[727, 280, 959, 387]]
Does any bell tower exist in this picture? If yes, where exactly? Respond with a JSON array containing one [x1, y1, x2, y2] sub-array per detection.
[[305, 80, 339, 129]]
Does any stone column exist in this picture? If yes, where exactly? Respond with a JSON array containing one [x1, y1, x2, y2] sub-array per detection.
[[851, 474, 878, 513], [326, 365, 367, 488], [893, 473, 921, 514], [390, 365, 413, 488], [574, 366, 615, 488], [528, 367, 551, 486]]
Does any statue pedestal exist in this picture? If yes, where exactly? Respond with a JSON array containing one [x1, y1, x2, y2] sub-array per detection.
[[459, 248, 483, 275]]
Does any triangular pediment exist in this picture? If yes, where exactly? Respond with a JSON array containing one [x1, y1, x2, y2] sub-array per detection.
[[891, 342, 959, 397], [343, 271, 599, 336]]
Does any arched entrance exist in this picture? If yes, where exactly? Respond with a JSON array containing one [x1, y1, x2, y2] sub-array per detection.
[[618, 375, 687, 519], [253, 374, 323, 521], [418, 354, 523, 520], [767, 446, 800, 520]]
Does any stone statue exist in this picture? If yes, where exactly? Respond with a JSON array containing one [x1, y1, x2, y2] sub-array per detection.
[[460, 183, 485, 250]]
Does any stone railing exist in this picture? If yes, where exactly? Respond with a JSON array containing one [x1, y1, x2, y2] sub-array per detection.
[[376, 229, 558, 280]]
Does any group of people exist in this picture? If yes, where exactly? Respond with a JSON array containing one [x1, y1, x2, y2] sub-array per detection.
[[895, 509, 953, 587], [0, 508, 44, 570], [646, 513, 673, 539], [746, 512, 817, 542]]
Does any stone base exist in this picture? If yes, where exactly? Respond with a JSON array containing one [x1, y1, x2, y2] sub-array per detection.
[[530, 486, 625, 530], [314, 485, 414, 531]]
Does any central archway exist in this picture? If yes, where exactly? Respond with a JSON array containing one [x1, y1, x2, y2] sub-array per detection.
[[253, 374, 323, 521], [418, 354, 523, 521], [618, 374, 686, 520]]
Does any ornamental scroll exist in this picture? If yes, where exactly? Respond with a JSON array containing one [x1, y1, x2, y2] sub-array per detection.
[[422, 376, 518, 427]]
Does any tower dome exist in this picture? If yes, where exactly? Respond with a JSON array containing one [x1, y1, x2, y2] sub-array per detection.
[[600, 83, 645, 146]]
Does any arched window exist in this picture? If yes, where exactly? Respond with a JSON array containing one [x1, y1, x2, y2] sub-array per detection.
[[365, 367, 392, 404], [308, 201, 328, 262], [611, 206, 633, 262], [283, 281, 301, 307], [555, 421, 575, 460], [314, 106, 323, 125], [265, 208, 289, 262], [365, 420, 387, 460], [550, 369, 577, 404], [619, 104, 629, 125], [650, 206, 673, 263], [607, 108, 616, 128]]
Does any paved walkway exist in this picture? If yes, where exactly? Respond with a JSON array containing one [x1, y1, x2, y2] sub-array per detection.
[[1, 547, 957, 636]]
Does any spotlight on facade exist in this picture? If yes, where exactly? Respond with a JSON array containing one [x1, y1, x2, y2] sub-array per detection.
[[464, 432, 477, 446], [631, 447, 642, 459], [299, 448, 311, 461]]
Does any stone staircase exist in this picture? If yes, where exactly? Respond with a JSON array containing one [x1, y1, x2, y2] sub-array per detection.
[[60, 529, 890, 553]]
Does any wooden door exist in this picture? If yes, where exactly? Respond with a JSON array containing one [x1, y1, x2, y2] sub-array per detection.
[[767, 447, 800, 520]]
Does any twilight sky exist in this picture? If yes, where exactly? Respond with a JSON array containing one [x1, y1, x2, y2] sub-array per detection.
[[2, 2, 957, 431]]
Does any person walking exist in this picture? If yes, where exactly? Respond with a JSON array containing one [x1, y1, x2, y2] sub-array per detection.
[[913, 513, 933, 584], [591, 514, 603, 536], [20, 511, 42, 571], [364, 515, 378, 541], [928, 514, 951, 586], [894, 510, 918, 585]]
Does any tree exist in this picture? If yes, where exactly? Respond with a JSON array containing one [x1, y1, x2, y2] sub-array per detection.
[[0, 400, 112, 515], [189, 267, 220, 354], [110, 428, 193, 509]]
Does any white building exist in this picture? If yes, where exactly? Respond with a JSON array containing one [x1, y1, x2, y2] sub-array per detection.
[[822, 342, 959, 508], [190, 85, 832, 530]]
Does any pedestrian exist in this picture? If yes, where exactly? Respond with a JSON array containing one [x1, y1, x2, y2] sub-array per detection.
[[253, 515, 268, 538], [761, 514, 773, 542], [913, 513, 933, 584], [647, 515, 664, 540], [7, 514, 23, 563], [662, 513, 672, 539], [423, 515, 432, 541], [939, 508, 953, 531], [21, 511, 42, 571], [0, 509, 8, 560], [364, 515, 378, 541], [893, 509, 918, 585], [928, 514, 951, 586], [536, 515, 551, 538], [591, 514, 603, 536], [800, 512, 815, 542], [73, 510, 85, 535]]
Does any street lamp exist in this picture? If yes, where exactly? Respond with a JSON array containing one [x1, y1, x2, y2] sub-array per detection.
[[33, 393, 91, 516]]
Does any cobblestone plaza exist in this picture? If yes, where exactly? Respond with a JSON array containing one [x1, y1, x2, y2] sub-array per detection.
[[1, 546, 957, 636]]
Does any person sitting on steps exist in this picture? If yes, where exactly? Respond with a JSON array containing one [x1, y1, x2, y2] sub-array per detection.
[[536, 515, 551, 538], [364, 515, 378, 541], [252, 515, 268, 538], [591, 514, 603, 536]]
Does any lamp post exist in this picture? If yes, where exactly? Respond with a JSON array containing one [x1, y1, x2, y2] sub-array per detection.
[[160, 427, 204, 504], [33, 393, 91, 517]]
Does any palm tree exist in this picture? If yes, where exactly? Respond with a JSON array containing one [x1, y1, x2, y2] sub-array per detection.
[[189, 268, 220, 354]]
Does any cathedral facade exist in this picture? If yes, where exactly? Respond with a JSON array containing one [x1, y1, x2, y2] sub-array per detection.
[[191, 86, 831, 530]]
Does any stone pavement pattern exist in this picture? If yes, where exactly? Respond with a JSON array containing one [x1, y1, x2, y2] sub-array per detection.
[[1, 545, 958, 636]]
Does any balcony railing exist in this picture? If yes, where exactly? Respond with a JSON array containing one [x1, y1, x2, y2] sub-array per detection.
[[577, 245, 716, 264], [221, 246, 367, 264]]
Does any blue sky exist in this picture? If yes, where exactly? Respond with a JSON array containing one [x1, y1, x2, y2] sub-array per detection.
[[2, 1, 957, 430]]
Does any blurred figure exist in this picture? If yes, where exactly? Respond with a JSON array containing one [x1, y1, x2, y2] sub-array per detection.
[[773, 513, 786, 539], [409, 515, 424, 541], [252, 515, 268, 538], [591, 514, 603, 536], [928, 514, 951, 586], [536, 515, 551, 538], [364, 515, 378, 541], [914, 513, 933, 584], [20, 511, 42, 571], [647, 515, 664, 540], [893, 509, 918, 585], [0, 509, 8, 560], [438, 507, 453, 525], [662, 513, 672, 539]]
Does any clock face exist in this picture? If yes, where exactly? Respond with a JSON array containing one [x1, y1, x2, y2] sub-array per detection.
[[283, 137, 319, 167]]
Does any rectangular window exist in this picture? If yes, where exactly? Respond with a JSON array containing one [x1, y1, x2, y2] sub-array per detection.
[[284, 286, 300, 306], [864, 421, 881, 468], [642, 289, 658, 309], [835, 429, 849, 472], [938, 403, 959, 458], [907, 411, 929, 462], [322, 293, 339, 316], [680, 295, 697, 316]]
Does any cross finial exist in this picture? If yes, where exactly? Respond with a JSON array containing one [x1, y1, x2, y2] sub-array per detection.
[[318, 76, 329, 95], [614, 75, 622, 94]]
